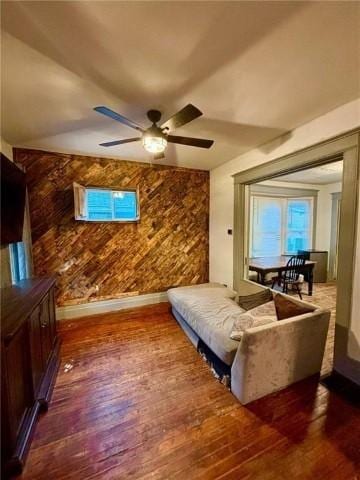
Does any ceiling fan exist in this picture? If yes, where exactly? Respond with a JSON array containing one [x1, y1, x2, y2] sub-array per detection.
[[94, 104, 214, 159]]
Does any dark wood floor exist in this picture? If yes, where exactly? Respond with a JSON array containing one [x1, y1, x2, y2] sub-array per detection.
[[18, 303, 359, 480]]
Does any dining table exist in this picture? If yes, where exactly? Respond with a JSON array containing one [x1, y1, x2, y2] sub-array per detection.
[[248, 255, 316, 296]]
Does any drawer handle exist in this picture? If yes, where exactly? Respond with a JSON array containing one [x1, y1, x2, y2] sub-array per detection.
[[41, 321, 48, 328]]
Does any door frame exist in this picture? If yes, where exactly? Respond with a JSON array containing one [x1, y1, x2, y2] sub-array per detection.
[[233, 129, 359, 379], [329, 192, 342, 281]]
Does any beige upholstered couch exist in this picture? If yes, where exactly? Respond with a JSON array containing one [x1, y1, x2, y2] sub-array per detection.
[[167, 280, 330, 404]]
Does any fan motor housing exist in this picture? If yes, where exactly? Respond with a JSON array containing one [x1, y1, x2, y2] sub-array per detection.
[[147, 109, 162, 124], [144, 124, 166, 139]]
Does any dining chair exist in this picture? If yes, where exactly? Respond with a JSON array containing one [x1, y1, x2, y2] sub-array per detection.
[[271, 255, 306, 299]]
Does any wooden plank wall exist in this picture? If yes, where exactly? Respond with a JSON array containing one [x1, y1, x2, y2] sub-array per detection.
[[14, 149, 209, 306]]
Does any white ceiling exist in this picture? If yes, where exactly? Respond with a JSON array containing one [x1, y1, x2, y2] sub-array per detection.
[[276, 160, 343, 185], [1, 1, 359, 170]]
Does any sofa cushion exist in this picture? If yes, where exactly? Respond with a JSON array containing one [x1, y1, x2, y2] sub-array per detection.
[[168, 283, 243, 365], [230, 301, 277, 340], [274, 293, 314, 320], [237, 288, 273, 311]]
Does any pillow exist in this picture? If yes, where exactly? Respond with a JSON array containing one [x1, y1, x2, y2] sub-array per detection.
[[230, 301, 277, 340], [274, 294, 314, 320], [237, 288, 272, 311]]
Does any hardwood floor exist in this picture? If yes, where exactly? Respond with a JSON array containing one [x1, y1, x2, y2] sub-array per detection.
[[286, 282, 337, 376], [17, 303, 359, 480]]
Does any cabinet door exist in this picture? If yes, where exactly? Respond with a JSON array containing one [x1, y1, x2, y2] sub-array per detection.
[[3, 325, 33, 449], [48, 287, 57, 345], [29, 306, 44, 396], [39, 294, 52, 367]]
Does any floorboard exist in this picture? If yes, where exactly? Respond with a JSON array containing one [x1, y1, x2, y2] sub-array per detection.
[[272, 281, 337, 375], [16, 301, 359, 480]]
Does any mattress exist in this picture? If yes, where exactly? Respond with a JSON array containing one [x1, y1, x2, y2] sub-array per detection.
[[167, 283, 244, 365]]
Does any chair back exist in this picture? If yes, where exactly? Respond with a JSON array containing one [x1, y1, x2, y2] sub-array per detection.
[[284, 255, 306, 282]]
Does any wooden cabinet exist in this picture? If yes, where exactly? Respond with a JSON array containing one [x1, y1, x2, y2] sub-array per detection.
[[2, 323, 33, 451], [39, 295, 52, 366], [29, 306, 43, 397], [298, 249, 329, 283], [1, 277, 60, 477], [49, 288, 56, 346]]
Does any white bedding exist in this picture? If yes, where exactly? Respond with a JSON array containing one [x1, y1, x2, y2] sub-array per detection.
[[167, 283, 244, 365]]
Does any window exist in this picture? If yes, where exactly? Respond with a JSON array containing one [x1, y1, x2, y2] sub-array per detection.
[[252, 197, 282, 257], [286, 199, 312, 254], [251, 196, 313, 257], [9, 242, 28, 283], [74, 183, 139, 222]]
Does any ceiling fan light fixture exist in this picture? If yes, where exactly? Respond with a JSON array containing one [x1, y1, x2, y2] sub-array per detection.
[[94, 104, 214, 156], [142, 134, 167, 154]]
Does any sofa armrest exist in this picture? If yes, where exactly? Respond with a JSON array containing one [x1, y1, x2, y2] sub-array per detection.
[[230, 309, 330, 404]]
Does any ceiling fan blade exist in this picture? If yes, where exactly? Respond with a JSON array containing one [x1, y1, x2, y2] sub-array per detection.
[[94, 106, 145, 132], [167, 135, 214, 149], [99, 137, 141, 147], [161, 104, 202, 131], [153, 152, 165, 160]]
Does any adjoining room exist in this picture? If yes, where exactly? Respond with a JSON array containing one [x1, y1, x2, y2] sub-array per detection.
[[246, 160, 343, 374]]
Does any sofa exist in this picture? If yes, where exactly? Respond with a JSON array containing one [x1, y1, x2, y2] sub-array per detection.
[[167, 280, 330, 404]]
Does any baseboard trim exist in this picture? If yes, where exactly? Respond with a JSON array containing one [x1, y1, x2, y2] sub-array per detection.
[[56, 291, 169, 320]]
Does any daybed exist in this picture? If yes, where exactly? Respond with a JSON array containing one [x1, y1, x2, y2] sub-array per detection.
[[167, 280, 330, 404]]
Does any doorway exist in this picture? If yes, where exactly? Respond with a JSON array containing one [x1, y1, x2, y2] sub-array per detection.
[[245, 160, 343, 374], [232, 130, 359, 383]]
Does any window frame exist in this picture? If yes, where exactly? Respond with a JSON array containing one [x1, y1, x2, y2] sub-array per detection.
[[250, 193, 315, 258], [74, 183, 140, 223]]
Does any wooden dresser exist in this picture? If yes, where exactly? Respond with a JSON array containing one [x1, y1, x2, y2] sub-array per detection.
[[1, 277, 60, 477]]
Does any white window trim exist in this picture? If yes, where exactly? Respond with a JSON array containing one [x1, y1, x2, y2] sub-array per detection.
[[250, 194, 315, 257]]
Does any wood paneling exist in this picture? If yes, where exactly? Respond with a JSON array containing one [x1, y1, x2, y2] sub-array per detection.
[[17, 304, 360, 480], [14, 149, 209, 306]]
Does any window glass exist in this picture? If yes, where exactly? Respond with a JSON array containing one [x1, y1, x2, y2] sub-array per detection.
[[113, 191, 137, 220], [9, 242, 27, 284], [87, 190, 113, 220], [74, 184, 139, 222], [286, 199, 312, 254], [251, 196, 313, 257], [252, 197, 282, 257]]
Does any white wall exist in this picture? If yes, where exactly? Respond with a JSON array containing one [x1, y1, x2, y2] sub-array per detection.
[[210, 98, 359, 288], [1, 137, 14, 160], [316, 182, 342, 254]]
